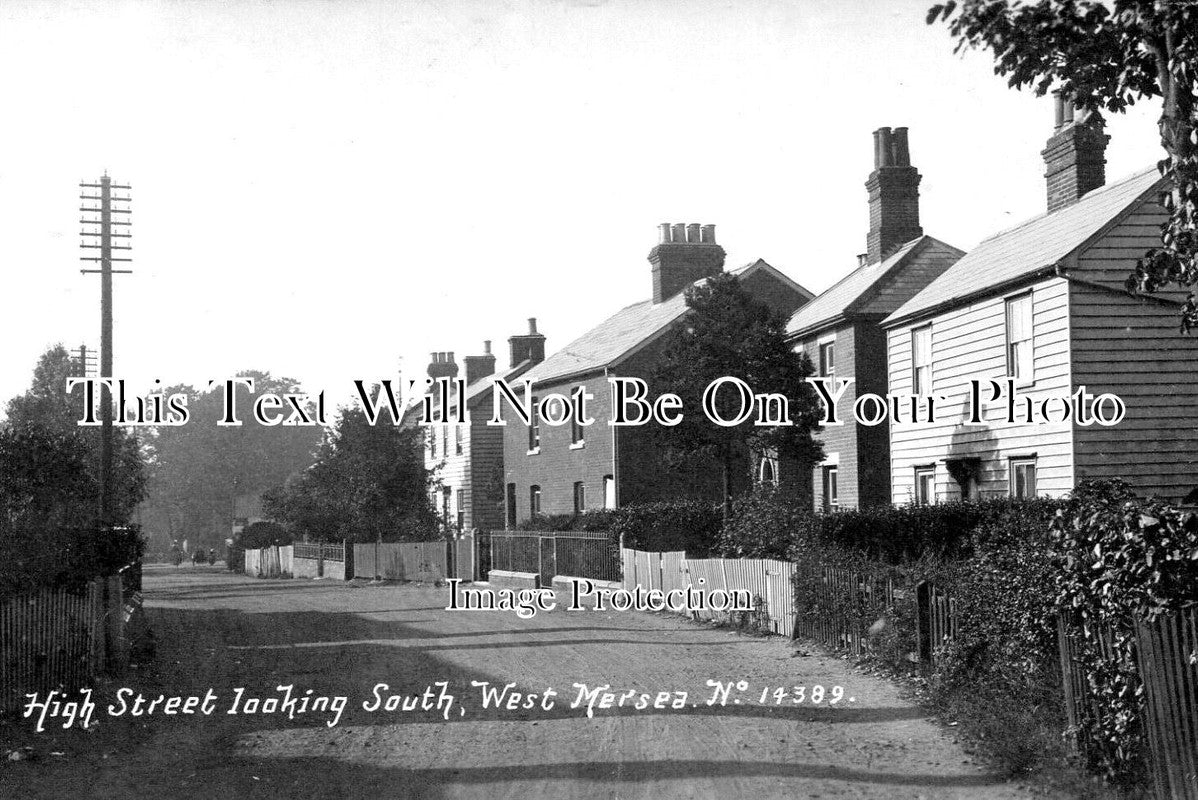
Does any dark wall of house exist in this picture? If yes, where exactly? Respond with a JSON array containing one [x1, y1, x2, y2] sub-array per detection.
[[794, 319, 891, 510], [851, 320, 892, 509], [500, 372, 615, 524]]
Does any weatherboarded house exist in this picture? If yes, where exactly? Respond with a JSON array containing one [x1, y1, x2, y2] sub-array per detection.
[[883, 103, 1198, 504]]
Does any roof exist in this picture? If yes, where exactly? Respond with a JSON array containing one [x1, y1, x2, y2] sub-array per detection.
[[520, 260, 813, 387], [786, 236, 945, 337], [885, 166, 1165, 326]]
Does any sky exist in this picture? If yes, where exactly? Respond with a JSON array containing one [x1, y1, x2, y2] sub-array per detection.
[[0, 0, 1163, 417]]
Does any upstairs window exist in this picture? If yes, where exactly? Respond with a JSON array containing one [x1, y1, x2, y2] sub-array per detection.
[[528, 396, 540, 452], [912, 325, 932, 394], [454, 425, 464, 455], [428, 428, 437, 459], [819, 341, 835, 377], [1006, 293, 1034, 384]]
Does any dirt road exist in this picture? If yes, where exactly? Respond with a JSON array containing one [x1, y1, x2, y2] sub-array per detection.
[[1, 565, 1053, 799]]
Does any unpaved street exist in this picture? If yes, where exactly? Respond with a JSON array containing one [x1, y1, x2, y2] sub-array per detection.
[[2, 566, 1051, 799]]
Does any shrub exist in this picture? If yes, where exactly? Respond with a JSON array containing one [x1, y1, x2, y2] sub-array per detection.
[[608, 500, 723, 556], [236, 521, 293, 549], [1049, 478, 1198, 784]]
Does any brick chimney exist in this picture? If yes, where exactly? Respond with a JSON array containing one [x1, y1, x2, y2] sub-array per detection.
[[1042, 94, 1108, 213], [508, 318, 546, 368], [463, 340, 497, 385], [865, 127, 923, 265], [648, 222, 726, 304], [426, 351, 459, 381]]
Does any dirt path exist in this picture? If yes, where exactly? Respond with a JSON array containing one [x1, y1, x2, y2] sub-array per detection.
[[2, 565, 1055, 799]]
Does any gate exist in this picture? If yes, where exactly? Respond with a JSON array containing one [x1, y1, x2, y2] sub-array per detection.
[[538, 535, 556, 587]]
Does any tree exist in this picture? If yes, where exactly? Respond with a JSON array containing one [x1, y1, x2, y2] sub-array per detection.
[[262, 403, 438, 543], [4, 345, 146, 524], [927, 1, 1198, 328], [650, 273, 824, 519], [1, 346, 147, 592], [144, 371, 321, 549]]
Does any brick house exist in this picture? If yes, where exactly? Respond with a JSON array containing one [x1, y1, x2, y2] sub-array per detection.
[[499, 224, 814, 525], [425, 323, 545, 532], [883, 99, 1198, 504], [785, 127, 963, 511]]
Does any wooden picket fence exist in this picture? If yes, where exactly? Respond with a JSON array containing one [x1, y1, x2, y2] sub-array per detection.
[[0, 575, 131, 714], [619, 548, 795, 636], [792, 564, 897, 656], [1135, 609, 1198, 799]]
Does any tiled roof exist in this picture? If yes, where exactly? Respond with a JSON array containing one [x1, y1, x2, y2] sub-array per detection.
[[785, 237, 925, 335], [521, 260, 810, 387], [885, 166, 1165, 326]]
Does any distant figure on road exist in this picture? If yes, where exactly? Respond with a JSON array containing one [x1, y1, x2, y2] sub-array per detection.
[[208, 548, 216, 566]]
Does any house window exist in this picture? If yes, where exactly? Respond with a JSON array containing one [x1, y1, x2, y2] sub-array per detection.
[[441, 487, 452, 526], [455, 488, 465, 531], [1006, 293, 1034, 384], [1010, 457, 1037, 498], [571, 412, 584, 446], [506, 483, 517, 528], [528, 396, 540, 452], [441, 426, 449, 458], [822, 466, 839, 512], [429, 428, 437, 459], [819, 341, 835, 377], [915, 466, 936, 505], [759, 458, 777, 486], [912, 325, 932, 394], [573, 481, 586, 514], [529, 485, 541, 516], [602, 475, 615, 509], [454, 425, 463, 455]]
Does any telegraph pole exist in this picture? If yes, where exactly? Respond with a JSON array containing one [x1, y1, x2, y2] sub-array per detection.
[[80, 174, 132, 528]]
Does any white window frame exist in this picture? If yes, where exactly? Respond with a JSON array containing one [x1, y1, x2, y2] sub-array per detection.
[[915, 465, 936, 506], [818, 341, 835, 377], [911, 325, 932, 395], [1009, 457, 1037, 499], [822, 465, 839, 512], [1005, 292, 1035, 387]]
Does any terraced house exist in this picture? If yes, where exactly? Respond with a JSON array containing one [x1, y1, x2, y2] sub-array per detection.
[[883, 99, 1198, 504], [500, 224, 814, 525], [425, 322, 545, 533], [785, 127, 962, 511]]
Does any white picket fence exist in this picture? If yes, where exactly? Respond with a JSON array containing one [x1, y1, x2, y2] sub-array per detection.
[[619, 548, 795, 636], [243, 545, 294, 578]]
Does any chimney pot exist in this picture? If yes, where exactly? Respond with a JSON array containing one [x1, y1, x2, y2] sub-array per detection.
[[528, 317, 537, 334], [447, 351, 454, 362], [873, 127, 893, 168], [685, 223, 700, 243], [857, 253, 869, 267], [671, 223, 686, 243], [483, 340, 492, 355], [658, 222, 671, 243], [891, 127, 910, 167], [700, 224, 716, 243]]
